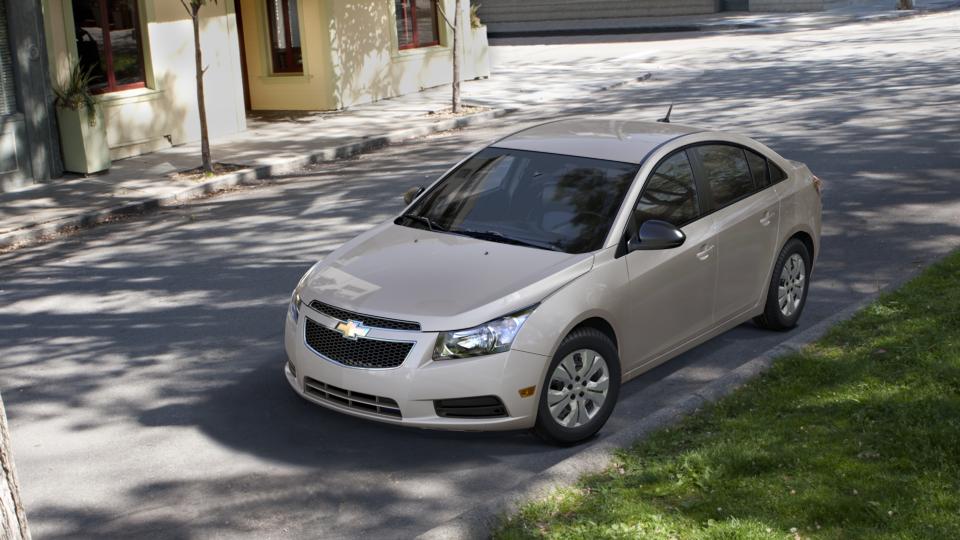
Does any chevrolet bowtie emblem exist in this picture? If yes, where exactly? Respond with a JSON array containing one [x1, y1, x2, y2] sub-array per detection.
[[334, 319, 371, 340]]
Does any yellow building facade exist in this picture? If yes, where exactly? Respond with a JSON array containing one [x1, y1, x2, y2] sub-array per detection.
[[238, 0, 490, 110], [41, 0, 490, 161]]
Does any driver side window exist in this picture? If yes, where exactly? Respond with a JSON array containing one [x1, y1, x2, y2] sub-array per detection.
[[634, 150, 700, 229]]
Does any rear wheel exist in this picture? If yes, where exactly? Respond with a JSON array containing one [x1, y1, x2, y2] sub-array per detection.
[[755, 238, 811, 331], [533, 328, 621, 445]]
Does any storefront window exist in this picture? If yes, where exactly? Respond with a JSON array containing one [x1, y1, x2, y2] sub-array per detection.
[[266, 0, 302, 73], [395, 0, 440, 50], [72, 0, 146, 93]]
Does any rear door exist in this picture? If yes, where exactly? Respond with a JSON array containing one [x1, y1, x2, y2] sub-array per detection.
[[691, 144, 781, 324]]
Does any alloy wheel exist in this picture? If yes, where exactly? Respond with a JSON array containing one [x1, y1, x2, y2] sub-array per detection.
[[547, 348, 610, 428], [778, 253, 806, 317]]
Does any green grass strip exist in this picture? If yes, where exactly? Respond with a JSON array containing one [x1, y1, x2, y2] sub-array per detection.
[[496, 250, 960, 540]]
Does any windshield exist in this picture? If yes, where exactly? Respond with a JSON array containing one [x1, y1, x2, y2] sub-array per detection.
[[396, 148, 639, 254]]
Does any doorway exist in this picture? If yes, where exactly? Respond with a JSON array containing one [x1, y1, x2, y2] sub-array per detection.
[[233, 0, 251, 111]]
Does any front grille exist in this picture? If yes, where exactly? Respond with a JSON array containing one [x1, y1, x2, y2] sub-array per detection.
[[309, 300, 421, 331], [304, 377, 402, 418], [434, 396, 508, 419], [304, 317, 413, 369]]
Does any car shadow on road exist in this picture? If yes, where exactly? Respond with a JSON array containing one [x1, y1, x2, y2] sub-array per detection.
[[139, 351, 548, 468]]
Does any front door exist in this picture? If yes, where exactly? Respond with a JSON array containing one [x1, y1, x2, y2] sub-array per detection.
[[0, 0, 34, 190], [624, 149, 718, 371], [233, 0, 251, 111]]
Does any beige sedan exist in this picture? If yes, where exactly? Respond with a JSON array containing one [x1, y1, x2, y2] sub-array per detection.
[[284, 118, 822, 444]]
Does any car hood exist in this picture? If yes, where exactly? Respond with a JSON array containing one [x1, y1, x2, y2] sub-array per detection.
[[302, 223, 594, 331]]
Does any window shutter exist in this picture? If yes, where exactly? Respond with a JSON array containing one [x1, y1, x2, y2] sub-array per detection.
[[0, 0, 17, 116]]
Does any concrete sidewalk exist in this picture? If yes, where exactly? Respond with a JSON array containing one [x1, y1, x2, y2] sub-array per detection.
[[0, 95, 511, 250], [2, 0, 957, 251], [0, 35, 664, 251]]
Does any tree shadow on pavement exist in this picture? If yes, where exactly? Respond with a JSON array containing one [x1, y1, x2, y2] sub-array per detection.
[[2, 18, 960, 538]]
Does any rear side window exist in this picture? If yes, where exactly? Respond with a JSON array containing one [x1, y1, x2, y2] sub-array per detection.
[[694, 144, 755, 208], [634, 150, 699, 227], [744, 149, 769, 189], [770, 162, 788, 183]]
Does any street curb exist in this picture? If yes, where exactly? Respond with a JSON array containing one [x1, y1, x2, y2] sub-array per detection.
[[0, 107, 515, 252], [416, 294, 879, 540]]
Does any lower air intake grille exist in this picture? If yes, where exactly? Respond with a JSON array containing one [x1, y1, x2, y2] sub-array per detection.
[[304, 317, 413, 369], [434, 396, 508, 419], [304, 377, 402, 418]]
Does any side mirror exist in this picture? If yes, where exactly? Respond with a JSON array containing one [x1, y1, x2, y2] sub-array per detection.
[[403, 186, 425, 205], [628, 220, 686, 251]]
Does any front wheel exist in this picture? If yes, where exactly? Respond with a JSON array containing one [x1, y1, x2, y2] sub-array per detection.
[[754, 238, 811, 331], [533, 328, 621, 445]]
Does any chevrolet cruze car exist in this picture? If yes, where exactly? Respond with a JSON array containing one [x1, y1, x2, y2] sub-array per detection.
[[284, 118, 822, 444]]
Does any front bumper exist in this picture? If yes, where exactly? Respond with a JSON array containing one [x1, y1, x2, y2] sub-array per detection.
[[283, 303, 549, 431]]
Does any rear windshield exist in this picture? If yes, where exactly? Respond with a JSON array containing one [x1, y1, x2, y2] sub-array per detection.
[[398, 148, 639, 254]]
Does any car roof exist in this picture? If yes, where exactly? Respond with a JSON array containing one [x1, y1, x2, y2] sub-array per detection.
[[491, 118, 702, 165]]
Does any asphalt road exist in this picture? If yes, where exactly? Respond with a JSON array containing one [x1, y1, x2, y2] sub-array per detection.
[[2, 13, 959, 539]]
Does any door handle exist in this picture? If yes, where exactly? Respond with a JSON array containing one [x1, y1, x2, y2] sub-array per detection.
[[760, 210, 775, 227], [696, 244, 715, 260]]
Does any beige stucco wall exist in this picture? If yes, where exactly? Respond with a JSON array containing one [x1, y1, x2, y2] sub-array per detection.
[[238, 0, 337, 110], [43, 0, 247, 160], [331, 0, 490, 109], [241, 0, 491, 111]]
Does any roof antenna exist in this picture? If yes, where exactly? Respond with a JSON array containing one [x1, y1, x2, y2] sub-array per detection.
[[657, 103, 674, 124]]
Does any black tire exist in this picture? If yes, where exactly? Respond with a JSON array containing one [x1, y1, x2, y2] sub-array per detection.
[[754, 238, 812, 331], [533, 328, 621, 446]]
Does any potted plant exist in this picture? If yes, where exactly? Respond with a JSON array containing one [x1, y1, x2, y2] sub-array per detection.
[[54, 64, 111, 174]]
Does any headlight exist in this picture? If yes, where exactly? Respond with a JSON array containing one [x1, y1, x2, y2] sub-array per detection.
[[288, 275, 313, 324], [433, 306, 536, 360], [288, 288, 303, 323], [289, 263, 322, 323]]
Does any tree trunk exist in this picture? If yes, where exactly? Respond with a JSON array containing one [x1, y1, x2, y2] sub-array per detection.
[[191, 5, 213, 173], [452, 0, 462, 114], [0, 393, 30, 540]]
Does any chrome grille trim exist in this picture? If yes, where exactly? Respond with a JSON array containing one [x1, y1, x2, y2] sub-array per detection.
[[308, 300, 421, 331], [304, 377, 402, 418]]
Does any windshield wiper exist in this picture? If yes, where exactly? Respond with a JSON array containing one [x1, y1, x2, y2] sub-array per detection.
[[400, 213, 446, 232], [450, 228, 564, 252]]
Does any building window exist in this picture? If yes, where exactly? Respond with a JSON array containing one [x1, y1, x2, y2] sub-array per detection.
[[266, 0, 302, 74], [72, 0, 146, 93], [395, 0, 440, 50]]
